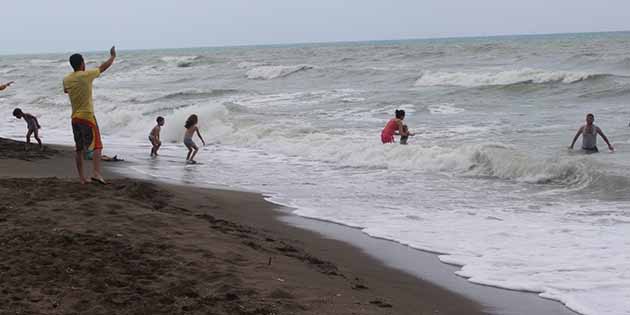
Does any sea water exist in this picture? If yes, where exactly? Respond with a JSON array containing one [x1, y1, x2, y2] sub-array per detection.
[[2, 32, 630, 315]]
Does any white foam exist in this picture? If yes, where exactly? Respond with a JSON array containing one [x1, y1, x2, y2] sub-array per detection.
[[341, 97, 366, 103], [160, 55, 200, 63], [29, 59, 63, 65], [246, 64, 314, 80], [237, 61, 269, 69], [180, 112, 594, 189], [428, 103, 465, 114], [0, 68, 17, 75], [159, 102, 231, 142], [415, 68, 597, 87]]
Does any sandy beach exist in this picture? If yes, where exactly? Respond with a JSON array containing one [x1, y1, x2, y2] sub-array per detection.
[[0, 137, 487, 315]]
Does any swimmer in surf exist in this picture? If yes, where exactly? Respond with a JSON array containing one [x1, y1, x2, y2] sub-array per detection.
[[569, 113, 614, 153]]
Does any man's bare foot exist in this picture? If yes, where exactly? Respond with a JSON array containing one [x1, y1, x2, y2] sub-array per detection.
[[91, 176, 107, 185], [80, 178, 92, 185]]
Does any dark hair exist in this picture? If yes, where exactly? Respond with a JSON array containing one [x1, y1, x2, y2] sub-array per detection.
[[185, 114, 198, 129], [395, 109, 406, 119], [12, 108, 22, 117], [156, 116, 165, 123], [69, 54, 84, 71], [586, 113, 594, 118]]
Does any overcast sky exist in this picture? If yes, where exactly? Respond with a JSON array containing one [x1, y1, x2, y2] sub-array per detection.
[[1, 0, 629, 54]]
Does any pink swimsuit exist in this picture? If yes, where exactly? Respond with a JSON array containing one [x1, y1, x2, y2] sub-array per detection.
[[381, 119, 399, 143]]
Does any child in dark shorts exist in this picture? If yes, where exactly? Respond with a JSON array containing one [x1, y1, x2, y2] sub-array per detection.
[[400, 125, 414, 145], [149, 116, 165, 157], [13, 108, 43, 150]]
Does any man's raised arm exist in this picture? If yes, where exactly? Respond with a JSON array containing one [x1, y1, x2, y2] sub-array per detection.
[[99, 46, 116, 73]]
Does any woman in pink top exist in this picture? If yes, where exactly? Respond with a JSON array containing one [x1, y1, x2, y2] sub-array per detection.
[[381, 109, 412, 143]]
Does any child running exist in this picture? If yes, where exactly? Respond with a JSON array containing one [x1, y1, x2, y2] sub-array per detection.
[[149, 116, 165, 157], [12, 108, 43, 150], [184, 114, 206, 164]]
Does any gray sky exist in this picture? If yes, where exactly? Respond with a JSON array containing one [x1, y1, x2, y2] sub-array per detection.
[[1, 0, 629, 54]]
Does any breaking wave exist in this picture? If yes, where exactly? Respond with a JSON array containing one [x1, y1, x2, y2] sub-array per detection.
[[132, 89, 242, 103], [237, 61, 269, 69], [160, 55, 219, 68], [415, 68, 609, 87], [246, 64, 314, 80]]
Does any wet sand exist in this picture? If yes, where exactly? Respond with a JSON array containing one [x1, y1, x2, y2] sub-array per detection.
[[0, 138, 487, 315]]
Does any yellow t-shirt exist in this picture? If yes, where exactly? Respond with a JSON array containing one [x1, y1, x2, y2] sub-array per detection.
[[63, 69, 101, 120]]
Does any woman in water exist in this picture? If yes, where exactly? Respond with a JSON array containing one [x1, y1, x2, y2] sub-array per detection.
[[381, 109, 413, 144]]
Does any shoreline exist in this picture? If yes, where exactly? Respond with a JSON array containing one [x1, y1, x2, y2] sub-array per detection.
[[0, 137, 486, 314], [280, 216, 578, 315], [104, 141, 579, 314], [131, 165, 580, 315], [0, 137, 577, 314], [0, 138, 578, 315]]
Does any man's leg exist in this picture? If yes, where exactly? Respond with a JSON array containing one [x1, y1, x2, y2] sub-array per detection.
[[90, 118, 106, 183], [72, 121, 92, 184], [92, 148, 104, 181], [75, 149, 88, 184]]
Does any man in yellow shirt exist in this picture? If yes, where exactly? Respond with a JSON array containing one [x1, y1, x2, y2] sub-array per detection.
[[63, 46, 116, 184]]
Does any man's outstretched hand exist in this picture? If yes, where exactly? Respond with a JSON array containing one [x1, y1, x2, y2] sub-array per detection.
[[99, 46, 117, 73]]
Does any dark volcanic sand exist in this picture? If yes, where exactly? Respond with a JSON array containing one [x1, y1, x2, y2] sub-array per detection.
[[0, 138, 486, 315]]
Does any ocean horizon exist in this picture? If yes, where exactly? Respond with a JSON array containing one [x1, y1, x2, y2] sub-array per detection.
[[3, 29, 630, 56]]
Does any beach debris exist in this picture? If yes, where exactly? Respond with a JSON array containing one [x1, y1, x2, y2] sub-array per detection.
[[225, 292, 239, 301], [352, 284, 368, 290], [242, 240, 261, 250], [268, 289, 294, 299], [275, 244, 298, 253], [369, 300, 393, 308]]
